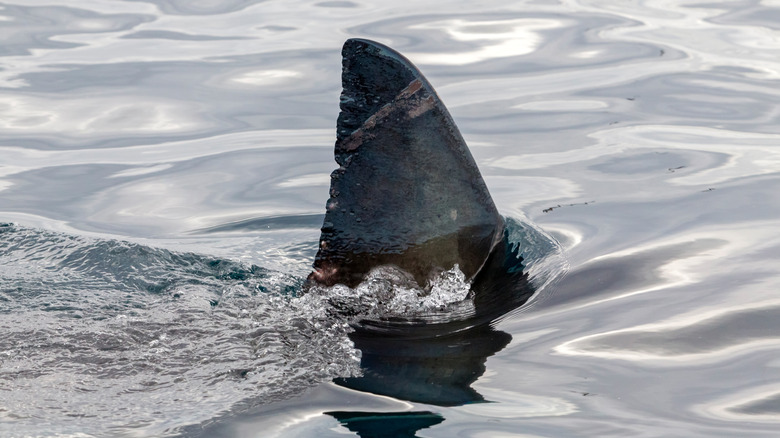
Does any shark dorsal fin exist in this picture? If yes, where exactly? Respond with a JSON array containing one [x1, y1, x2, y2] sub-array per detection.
[[311, 39, 504, 288]]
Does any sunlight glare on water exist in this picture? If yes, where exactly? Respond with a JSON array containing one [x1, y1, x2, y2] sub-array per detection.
[[1, 0, 780, 436]]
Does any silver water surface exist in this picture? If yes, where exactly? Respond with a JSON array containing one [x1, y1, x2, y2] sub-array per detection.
[[2, 0, 780, 437]]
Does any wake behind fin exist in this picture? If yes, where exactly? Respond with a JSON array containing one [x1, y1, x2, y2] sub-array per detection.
[[311, 39, 504, 288]]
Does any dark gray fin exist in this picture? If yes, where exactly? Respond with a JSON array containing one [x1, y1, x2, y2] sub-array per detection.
[[311, 38, 504, 288]]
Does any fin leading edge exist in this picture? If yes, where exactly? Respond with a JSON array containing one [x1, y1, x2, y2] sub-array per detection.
[[310, 38, 504, 288]]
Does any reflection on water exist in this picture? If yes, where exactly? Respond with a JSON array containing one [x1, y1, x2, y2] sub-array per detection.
[[325, 411, 444, 438], [335, 326, 512, 406], [701, 385, 780, 425], [558, 301, 780, 362], [2, 0, 780, 436]]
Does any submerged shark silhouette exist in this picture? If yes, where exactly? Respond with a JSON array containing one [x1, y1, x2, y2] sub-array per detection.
[[307, 39, 537, 408]]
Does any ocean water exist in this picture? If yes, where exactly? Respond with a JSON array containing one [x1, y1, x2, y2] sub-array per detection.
[[1, 0, 780, 437]]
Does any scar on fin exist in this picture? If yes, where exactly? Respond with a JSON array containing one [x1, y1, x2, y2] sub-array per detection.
[[312, 38, 504, 289]]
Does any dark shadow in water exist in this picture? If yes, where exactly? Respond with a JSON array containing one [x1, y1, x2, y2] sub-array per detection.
[[335, 325, 512, 406], [325, 411, 444, 438], [334, 230, 533, 407]]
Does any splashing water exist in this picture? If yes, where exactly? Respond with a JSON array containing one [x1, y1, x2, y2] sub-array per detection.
[[0, 224, 359, 436], [305, 264, 473, 320], [0, 220, 560, 436]]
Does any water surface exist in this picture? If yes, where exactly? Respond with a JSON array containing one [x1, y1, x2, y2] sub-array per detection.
[[2, 0, 780, 436]]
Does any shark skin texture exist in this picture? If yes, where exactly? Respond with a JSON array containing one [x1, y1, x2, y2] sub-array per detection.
[[310, 38, 505, 290]]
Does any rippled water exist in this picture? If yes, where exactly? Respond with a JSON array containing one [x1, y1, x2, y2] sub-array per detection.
[[2, 0, 780, 437]]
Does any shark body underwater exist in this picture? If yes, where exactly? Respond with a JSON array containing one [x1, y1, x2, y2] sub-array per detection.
[[305, 39, 538, 407]]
